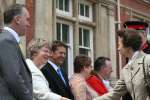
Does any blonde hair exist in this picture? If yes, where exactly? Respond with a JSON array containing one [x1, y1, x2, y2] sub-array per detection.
[[27, 38, 50, 59]]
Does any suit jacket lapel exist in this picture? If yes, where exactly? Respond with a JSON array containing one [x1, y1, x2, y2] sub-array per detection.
[[17, 43, 31, 76], [48, 63, 68, 87]]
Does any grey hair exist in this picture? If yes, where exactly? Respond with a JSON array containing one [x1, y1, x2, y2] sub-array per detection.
[[4, 4, 25, 24]]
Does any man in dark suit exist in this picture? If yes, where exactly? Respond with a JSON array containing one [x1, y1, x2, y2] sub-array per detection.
[[41, 40, 74, 99], [0, 4, 33, 100]]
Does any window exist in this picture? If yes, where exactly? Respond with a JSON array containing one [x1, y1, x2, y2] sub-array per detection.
[[57, 23, 69, 43], [79, 4, 89, 17], [79, 27, 93, 56], [56, 0, 72, 16], [78, 2, 93, 21], [56, 21, 73, 76]]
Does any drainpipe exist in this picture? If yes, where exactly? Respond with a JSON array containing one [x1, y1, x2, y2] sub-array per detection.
[[117, 0, 121, 30], [117, 0, 122, 78]]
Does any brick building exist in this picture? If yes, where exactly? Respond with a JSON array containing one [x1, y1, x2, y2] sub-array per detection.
[[1, 0, 149, 80], [0, 0, 118, 80]]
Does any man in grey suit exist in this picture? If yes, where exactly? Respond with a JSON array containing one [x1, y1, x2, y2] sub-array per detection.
[[0, 4, 33, 100]]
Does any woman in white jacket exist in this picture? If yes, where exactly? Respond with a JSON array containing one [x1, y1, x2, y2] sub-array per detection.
[[26, 38, 69, 100]]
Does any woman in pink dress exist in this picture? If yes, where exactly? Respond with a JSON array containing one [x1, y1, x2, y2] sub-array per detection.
[[69, 55, 98, 100]]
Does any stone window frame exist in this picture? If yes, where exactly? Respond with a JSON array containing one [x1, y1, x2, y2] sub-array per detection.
[[56, 20, 73, 76], [79, 25, 93, 58], [56, 0, 72, 16], [78, 1, 93, 22]]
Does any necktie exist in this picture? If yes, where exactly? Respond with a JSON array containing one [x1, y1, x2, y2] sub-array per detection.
[[18, 42, 26, 57], [57, 68, 66, 86]]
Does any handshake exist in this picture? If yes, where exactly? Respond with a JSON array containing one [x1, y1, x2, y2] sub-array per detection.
[[61, 97, 71, 100]]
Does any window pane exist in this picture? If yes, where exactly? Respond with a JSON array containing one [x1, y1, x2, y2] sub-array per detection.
[[79, 28, 82, 46], [78, 3, 80, 15], [59, 0, 63, 10], [80, 4, 84, 16], [79, 48, 89, 55], [65, 0, 69, 12], [62, 24, 69, 43], [83, 29, 90, 47], [85, 5, 89, 17], [57, 23, 61, 40], [56, 0, 58, 8]]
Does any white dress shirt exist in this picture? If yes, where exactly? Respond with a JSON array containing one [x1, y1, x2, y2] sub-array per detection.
[[102, 79, 113, 92], [48, 60, 59, 72], [48, 60, 66, 85], [4, 27, 20, 43]]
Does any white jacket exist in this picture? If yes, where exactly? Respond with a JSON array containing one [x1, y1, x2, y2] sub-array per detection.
[[26, 59, 62, 100]]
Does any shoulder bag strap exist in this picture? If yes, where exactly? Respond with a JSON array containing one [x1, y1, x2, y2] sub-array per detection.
[[142, 56, 150, 97]]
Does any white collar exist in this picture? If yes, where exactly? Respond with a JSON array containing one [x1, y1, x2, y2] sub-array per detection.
[[4, 27, 20, 43], [26, 58, 39, 72], [128, 51, 140, 65], [48, 60, 59, 72]]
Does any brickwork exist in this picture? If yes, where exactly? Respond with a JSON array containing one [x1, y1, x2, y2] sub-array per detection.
[[120, 0, 150, 27], [121, 0, 150, 15], [26, 0, 34, 44], [116, 0, 150, 68]]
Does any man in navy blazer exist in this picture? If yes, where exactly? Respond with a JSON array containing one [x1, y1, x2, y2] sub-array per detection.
[[0, 4, 33, 100], [41, 40, 74, 99]]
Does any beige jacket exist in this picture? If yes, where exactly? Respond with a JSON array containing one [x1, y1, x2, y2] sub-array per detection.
[[94, 51, 150, 100]]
